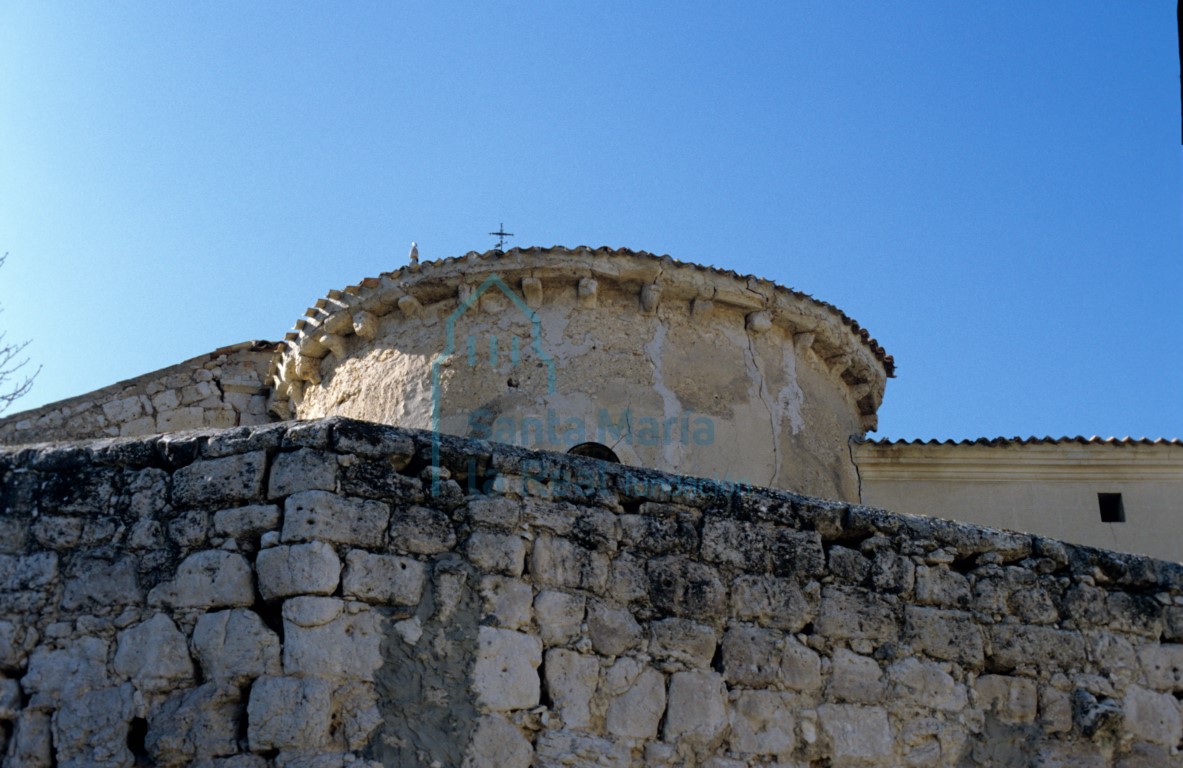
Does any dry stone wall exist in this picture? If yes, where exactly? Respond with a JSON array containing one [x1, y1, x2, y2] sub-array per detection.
[[1, 417, 1182, 767], [0, 341, 278, 445]]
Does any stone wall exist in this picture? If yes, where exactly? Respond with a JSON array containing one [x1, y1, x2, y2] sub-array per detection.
[[0, 341, 279, 445], [1, 417, 1181, 767]]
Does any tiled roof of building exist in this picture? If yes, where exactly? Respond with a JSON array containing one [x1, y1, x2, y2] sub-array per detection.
[[857, 436, 1183, 447]]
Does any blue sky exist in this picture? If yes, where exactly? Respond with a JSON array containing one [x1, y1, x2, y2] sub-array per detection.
[[1, 2, 1179, 440]]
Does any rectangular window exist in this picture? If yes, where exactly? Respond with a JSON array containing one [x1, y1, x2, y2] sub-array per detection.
[[1098, 493, 1125, 523]]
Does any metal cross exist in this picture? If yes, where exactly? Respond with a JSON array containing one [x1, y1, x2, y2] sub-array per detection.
[[489, 223, 514, 250]]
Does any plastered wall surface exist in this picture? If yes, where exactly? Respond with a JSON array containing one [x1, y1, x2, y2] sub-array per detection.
[[275, 247, 891, 502], [1, 417, 1182, 767], [854, 440, 1183, 563], [0, 342, 278, 446]]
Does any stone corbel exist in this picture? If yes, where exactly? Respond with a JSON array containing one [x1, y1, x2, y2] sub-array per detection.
[[352, 310, 378, 339], [578, 278, 598, 308], [640, 284, 661, 314], [521, 277, 543, 309], [746, 310, 772, 334]]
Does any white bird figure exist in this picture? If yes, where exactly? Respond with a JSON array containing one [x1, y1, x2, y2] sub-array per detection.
[[409, 242, 419, 265]]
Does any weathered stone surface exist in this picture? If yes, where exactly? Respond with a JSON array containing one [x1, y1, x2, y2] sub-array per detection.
[[462, 714, 533, 768], [729, 690, 796, 757], [51, 683, 135, 768], [817, 704, 894, 765], [342, 550, 426, 605], [534, 730, 631, 768], [987, 624, 1088, 673], [282, 597, 383, 681], [887, 657, 967, 712], [534, 589, 585, 646], [648, 556, 726, 618], [1123, 685, 1183, 747], [603, 657, 666, 740], [466, 530, 527, 576], [532, 534, 609, 593], [545, 648, 599, 730], [248, 675, 333, 751], [663, 670, 727, 748], [23, 637, 111, 707], [974, 674, 1037, 724], [192, 609, 281, 683], [212, 504, 280, 540], [281, 490, 389, 548], [268, 448, 338, 498], [388, 504, 457, 554], [257, 541, 341, 600], [730, 574, 813, 631], [1137, 644, 1183, 692], [649, 618, 717, 669], [146, 682, 240, 764], [587, 599, 643, 657], [828, 648, 885, 704], [173, 451, 266, 507], [815, 585, 898, 645], [904, 606, 984, 666], [479, 575, 532, 629], [472, 627, 542, 711], [148, 550, 254, 609], [113, 613, 195, 695], [722, 625, 820, 692]]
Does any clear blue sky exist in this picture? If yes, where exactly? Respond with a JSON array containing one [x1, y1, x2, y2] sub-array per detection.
[[1, 2, 1179, 440]]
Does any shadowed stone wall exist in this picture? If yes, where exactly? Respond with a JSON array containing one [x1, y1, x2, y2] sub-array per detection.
[[1, 417, 1181, 766]]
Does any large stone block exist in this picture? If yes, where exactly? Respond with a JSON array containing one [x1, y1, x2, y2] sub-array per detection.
[[282, 597, 383, 681], [534, 590, 586, 647], [1138, 644, 1183, 693], [113, 613, 195, 695], [887, 657, 967, 713], [148, 550, 254, 610], [603, 657, 666, 740], [817, 704, 894, 765], [531, 534, 609, 593], [281, 490, 389, 548], [472, 627, 542, 712], [730, 574, 814, 632], [534, 730, 631, 768], [701, 518, 824, 578], [904, 606, 984, 667], [192, 609, 281, 683], [973, 674, 1037, 724], [987, 624, 1088, 673], [729, 690, 796, 758], [828, 648, 885, 704], [663, 670, 727, 748], [342, 550, 426, 606], [256, 541, 341, 600], [722, 625, 819, 692], [649, 618, 717, 669], [145, 682, 241, 764], [587, 600, 643, 657], [647, 556, 726, 619], [172, 451, 266, 507], [1123, 685, 1183, 747], [388, 504, 457, 554], [544, 648, 599, 730], [462, 714, 533, 768], [248, 675, 333, 751], [466, 530, 527, 576], [267, 448, 338, 499], [51, 683, 135, 768], [815, 585, 898, 645], [212, 503, 280, 540]]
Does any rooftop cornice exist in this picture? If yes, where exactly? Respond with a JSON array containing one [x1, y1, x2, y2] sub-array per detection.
[[268, 246, 894, 422]]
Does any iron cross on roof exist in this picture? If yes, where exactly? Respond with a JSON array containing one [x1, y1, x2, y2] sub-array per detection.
[[489, 223, 514, 250]]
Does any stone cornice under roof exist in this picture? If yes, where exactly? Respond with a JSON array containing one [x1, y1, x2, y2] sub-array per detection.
[[852, 437, 1183, 482], [270, 246, 894, 421]]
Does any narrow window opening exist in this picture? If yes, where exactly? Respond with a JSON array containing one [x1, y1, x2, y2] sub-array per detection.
[[567, 442, 620, 463], [1098, 493, 1125, 523]]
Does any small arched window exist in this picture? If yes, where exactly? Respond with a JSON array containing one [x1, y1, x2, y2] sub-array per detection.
[[567, 442, 621, 463]]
